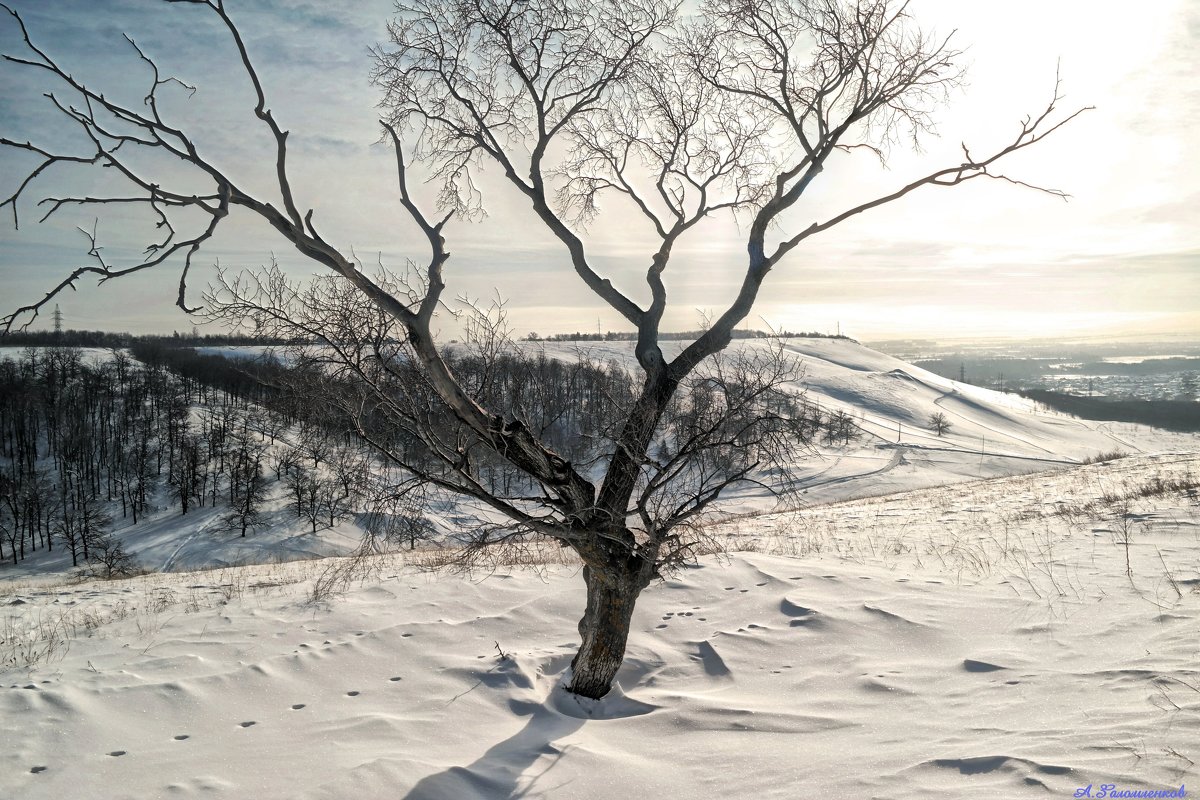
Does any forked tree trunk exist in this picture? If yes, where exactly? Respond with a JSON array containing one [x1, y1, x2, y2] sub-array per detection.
[[567, 564, 646, 699]]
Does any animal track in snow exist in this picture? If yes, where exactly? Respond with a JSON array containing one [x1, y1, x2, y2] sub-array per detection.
[[239, 721, 256, 728]]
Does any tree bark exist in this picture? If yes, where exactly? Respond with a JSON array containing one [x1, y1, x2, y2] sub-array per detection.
[[567, 563, 646, 699]]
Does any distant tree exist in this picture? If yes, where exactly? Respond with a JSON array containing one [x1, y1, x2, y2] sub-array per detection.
[[928, 411, 952, 436], [221, 414, 269, 525], [285, 468, 329, 534], [269, 447, 301, 482], [53, 482, 111, 568], [362, 481, 439, 550], [168, 433, 204, 515], [0, 499, 15, 566], [329, 446, 371, 506], [1, 0, 1086, 698], [1179, 372, 1197, 401], [87, 532, 139, 579], [117, 423, 156, 524], [297, 423, 332, 469], [223, 447, 268, 537], [823, 410, 861, 446]]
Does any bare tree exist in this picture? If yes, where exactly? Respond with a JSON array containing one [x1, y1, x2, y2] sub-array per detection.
[[0, 0, 1086, 697], [285, 468, 325, 535], [361, 482, 437, 551], [823, 409, 861, 446], [928, 411, 952, 436], [222, 416, 269, 537], [86, 531, 139, 579]]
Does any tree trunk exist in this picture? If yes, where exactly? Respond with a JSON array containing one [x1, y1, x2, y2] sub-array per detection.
[[567, 564, 644, 699]]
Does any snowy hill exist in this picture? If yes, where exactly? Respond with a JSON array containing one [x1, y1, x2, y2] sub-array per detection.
[[537, 337, 1192, 509], [2, 338, 1193, 579]]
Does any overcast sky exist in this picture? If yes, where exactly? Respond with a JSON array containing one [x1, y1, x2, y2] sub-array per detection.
[[1, 0, 1197, 341]]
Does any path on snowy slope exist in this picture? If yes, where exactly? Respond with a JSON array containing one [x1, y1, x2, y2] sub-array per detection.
[[2, 453, 1197, 800]]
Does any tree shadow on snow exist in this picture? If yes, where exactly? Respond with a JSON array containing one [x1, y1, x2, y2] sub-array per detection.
[[401, 698, 586, 800], [403, 656, 658, 800]]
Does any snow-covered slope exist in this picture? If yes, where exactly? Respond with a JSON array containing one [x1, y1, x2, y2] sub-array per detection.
[[2, 338, 1193, 578], [2, 453, 1197, 799], [539, 337, 1193, 509]]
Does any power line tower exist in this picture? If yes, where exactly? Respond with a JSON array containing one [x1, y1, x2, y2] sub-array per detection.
[[52, 304, 63, 335]]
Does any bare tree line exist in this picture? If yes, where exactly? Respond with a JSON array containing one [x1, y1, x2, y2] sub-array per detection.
[[0, 346, 332, 571], [1, 338, 879, 572]]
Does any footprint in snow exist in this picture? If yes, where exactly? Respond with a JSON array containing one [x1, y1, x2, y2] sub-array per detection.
[[346, 691, 360, 697], [30, 766, 47, 774], [389, 677, 402, 682], [108, 751, 127, 757], [239, 721, 256, 728], [173, 735, 190, 741], [291, 704, 306, 710]]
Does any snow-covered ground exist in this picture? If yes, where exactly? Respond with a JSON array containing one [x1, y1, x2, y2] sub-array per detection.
[[2, 453, 1197, 799], [2, 339, 1197, 799]]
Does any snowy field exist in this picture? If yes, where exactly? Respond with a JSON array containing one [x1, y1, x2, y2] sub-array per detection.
[[2, 454, 1197, 799], [1, 339, 1197, 798]]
